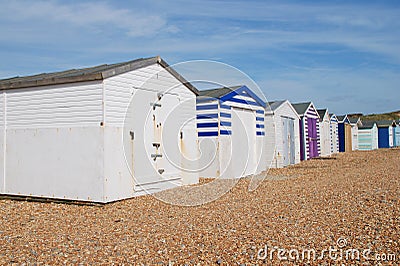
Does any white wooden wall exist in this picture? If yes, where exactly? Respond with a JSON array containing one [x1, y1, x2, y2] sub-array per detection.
[[7, 81, 103, 128], [0, 92, 4, 194], [395, 127, 400, 147], [263, 114, 276, 168], [389, 126, 394, 147], [103, 64, 198, 200], [2, 81, 106, 201], [372, 125, 379, 149]]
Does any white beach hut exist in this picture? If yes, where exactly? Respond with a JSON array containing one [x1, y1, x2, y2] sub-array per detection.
[[317, 109, 331, 157], [349, 117, 362, 151], [265, 100, 300, 168], [0, 56, 199, 203]]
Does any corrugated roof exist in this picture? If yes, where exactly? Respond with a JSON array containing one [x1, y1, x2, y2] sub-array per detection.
[[317, 109, 328, 120], [348, 117, 360, 124], [336, 115, 347, 122], [268, 100, 286, 111], [292, 102, 311, 116], [359, 121, 376, 129], [375, 120, 396, 127], [0, 56, 199, 95], [198, 85, 242, 98]]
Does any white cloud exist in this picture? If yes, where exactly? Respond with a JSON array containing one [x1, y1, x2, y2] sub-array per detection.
[[0, 0, 171, 37]]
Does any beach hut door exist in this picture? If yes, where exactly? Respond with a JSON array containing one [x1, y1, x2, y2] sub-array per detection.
[[282, 118, 289, 167], [307, 117, 318, 158], [282, 117, 295, 166], [288, 119, 296, 164], [231, 108, 256, 177]]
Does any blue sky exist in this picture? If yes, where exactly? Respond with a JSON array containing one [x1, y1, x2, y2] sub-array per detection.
[[0, 0, 399, 115]]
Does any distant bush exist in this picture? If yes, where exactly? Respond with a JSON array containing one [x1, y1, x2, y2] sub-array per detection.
[[361, 111, 400, 121]]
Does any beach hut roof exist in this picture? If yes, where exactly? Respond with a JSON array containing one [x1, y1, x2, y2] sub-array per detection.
[[358, 121, 376, 129], [317, 109, 327, 118], [267, 100, 300, 118], [198, 86, 241, 98], [292, 102, 312, 116], [336, 115, 351, 123], [198, 85, 266, 107], [0, 56, 199, 95], [375, 120, 397, 127], [268, 100, 286, 111], [348, 117, 360, 124]]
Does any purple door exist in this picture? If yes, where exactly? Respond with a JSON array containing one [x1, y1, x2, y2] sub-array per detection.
[[307, 117, 318, 158]]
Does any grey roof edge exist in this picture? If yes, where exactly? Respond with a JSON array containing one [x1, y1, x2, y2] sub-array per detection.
[[157, 57, 199, 95], [268, 100, 286, 111], [0, 72, 104, 90], [197, 85, 243, 98], [266, 100, 300, 119], [358, 121, 377, 129], [317, 108, 329, 121], [0, 56, 199, 95], [292, 102, 319, 118], [374, 120, 397, 127]]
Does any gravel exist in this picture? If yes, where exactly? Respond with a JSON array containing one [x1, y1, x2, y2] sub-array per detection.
[[0, 148, 399, 265]]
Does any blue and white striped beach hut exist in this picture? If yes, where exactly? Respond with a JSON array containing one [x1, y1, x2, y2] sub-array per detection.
[[196, 85, 266, 178]]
